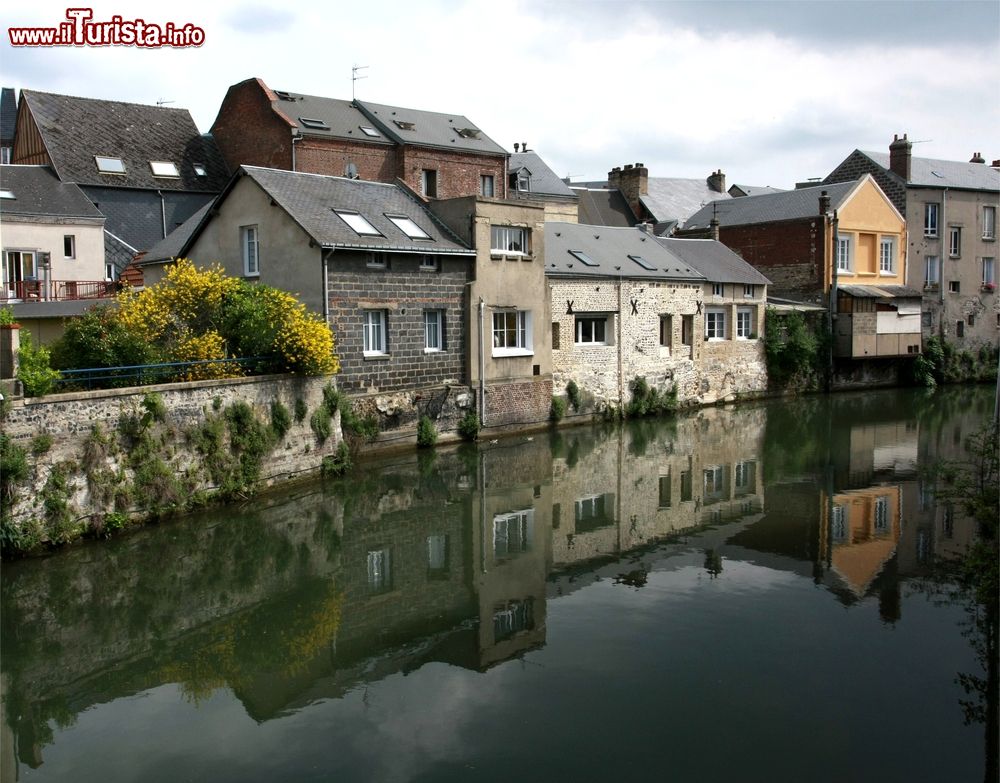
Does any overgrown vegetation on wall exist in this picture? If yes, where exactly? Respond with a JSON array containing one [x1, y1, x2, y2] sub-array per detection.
[[763, 309, 827, 390], [912, 336, 998, 388]]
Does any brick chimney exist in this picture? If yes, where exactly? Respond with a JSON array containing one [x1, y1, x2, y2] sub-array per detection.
[[819, 190, 831, 215], [970, 152, 985, 163], [889, 133, 912, 180], [707, 169, 726, 193], [608, 162, 648, 220]]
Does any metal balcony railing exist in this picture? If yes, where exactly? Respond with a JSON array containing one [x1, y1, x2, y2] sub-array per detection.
[[1, 279, 119, 303]]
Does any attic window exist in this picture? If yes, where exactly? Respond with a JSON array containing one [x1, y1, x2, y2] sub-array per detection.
[[456, 127, 480, 139], [299, 117, 330, 130], [193, 163, 207, 177], [628, 254, 657, 271], [150, 161, 180, 178], [273, 90, 294, 100], [568, 250, 599, 267], [334, 210, 382, 236], [386, 214, 430, 240], [0, 190, 14, 199], [95, 156, 126, 174], [393, 120, 416, 131], [359, 126, 381, 137]]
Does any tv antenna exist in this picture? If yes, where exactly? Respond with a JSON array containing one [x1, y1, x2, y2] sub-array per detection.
[[352, 64, 368, 100], [156, 99, 174, 107]]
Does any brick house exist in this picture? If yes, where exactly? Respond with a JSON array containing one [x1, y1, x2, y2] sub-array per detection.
[[11, 89, 230, 277], [683, 175, 920, 363], [508, 147, 579, 223], [210, 78, 508, 201], [824, 136, 1000, 348], [139, 166, 476, 395], [544, 223, 769, 409]]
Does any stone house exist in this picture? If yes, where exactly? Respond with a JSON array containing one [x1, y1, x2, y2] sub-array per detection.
[[0, 164, 115, 343], [210, 78, 508, 201], [139, 166, 476, 395], [545, 222, 769, 409], [824, 136, 1000, 348], [682, 175, 921, 363], [11, 89, 230, 277]]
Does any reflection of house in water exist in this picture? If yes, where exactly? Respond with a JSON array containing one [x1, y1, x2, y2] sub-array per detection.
[[822, 486, 902, 597]]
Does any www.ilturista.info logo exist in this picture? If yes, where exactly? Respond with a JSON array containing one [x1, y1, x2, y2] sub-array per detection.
[[8, 8, 205, 48]]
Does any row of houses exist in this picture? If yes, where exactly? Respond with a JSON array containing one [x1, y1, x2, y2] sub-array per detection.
[[1, 78, 997, 426]]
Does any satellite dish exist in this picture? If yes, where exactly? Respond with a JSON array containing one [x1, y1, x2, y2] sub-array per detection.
[[345, 162, 359, 179]]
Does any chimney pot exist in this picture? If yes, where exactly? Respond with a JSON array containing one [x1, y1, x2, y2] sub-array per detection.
[[992, 159, 1000, 167], [970, 152, 985, 164], [514, 143, 520, 152], [889, 133, 912, 180], [522, 141, 527, 152]]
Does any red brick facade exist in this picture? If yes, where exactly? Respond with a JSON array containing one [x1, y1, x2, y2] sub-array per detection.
[[294, 138, 397, 183], [484, 378, 553, 428], [719, 219, 827, 301], [399, 146, 505, 200], [211, 78, 293, 172]]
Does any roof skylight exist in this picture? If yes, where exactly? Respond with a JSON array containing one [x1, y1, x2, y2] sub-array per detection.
[[393, 120, 415, 131], [628, 254, 657, 271], [359, 126, 381, 137], [0, 190, 15, 199], [193, 163, 207, 177], [456, 128, 481, 139], [387, 214, 430, 240], [150, 161, 180, 178], [95, 156, 126, 174], [334, 210, 382, 236], [299, 117, 330, 130], [568, 250, 599, 267]]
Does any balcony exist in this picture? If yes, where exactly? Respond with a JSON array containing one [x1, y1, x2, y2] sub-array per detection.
[[1, 279, 119, 303]]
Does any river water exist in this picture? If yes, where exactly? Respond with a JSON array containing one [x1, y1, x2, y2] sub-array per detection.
[[1, 386, 995, 782]]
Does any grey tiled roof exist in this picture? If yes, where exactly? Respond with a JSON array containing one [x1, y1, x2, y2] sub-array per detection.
[[241, 167, 473, 254], [356, 100, 506, 155], [861, 151, 1000, 191], [21, 90, 229, 191], [545, 223, 706, 281], [0, 165, 103, 218], [642, 177, 731, 224], [729, 184, 786, 197], [105, 230, 139, 273], [685, 180, 859, 229], [838, 284, 924, 299], [571, 187, 637, 227], [141, 200, 214, 263], [509, 152, 576, 198], [269, 92, 394, 145], [656, 237, 771, 286], [1, 88, 16, 145]]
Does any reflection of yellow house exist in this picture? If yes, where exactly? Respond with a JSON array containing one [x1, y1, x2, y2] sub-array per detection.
[[821, 486, 902, 596]]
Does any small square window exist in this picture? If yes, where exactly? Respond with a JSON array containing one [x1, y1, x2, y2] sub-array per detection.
[[366, 253, 387, 269], [712, 283, 724, 297], [743, 285, 754, 298], [419, 255, 438, 271], [63, 235, 75, 259], [948, 280, 960, 293]]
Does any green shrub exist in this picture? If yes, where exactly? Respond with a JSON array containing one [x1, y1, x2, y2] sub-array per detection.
[[417, 415, 438, 448], [550, 396, 567, 422], [321, 441, 352, 476], [566, 380, 582, 411], [0, 306, 15, 326], [270, 400, 292, 439], [142, 392, 167, 424], [625, 377, 677, 418], [31, 433, 53, 456], [458, 411, 481, 441], [1, 434, 28, 504], [16, 331, 61, 397], [294, 397, 308, 422], [50, 304, 157, 376], [311, 406, 333, 443]]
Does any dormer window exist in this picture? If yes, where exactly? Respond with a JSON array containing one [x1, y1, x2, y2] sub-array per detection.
[[510, 169, 531, 192], [386, 214, 430, 240], [334, 209, 382, 236], [299, 117, 330, 130], [193, 163, 207, 177], [359, 126, 381, 137], [393, 120, 415, 131], [95, 156, 126, 174], [150, 161, 180, 178]]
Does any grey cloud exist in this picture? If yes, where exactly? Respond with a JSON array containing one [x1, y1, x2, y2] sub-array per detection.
[[224, 4, 295, 34]]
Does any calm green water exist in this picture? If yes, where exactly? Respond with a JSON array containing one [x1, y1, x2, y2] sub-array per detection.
[[2, 386, 995, 782]]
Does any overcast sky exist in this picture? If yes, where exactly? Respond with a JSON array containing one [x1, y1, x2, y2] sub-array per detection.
[[3, 0, 998, 189]]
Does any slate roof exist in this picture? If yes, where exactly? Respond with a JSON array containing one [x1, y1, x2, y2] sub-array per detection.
[[268, 91, 394, 146], [355, 100, 506, 155], [685, 180, 859, 229], [860, 150, 1000, 191], [571, 187, 637, 228], [1, 88, 16, 146], [545, 223, 706, 282], [838, 284, 924, 299], [0, 165, 103, 219], [20, 90, 229, 191], [729, 184, 786, 197], [656, 237, 771, 286], [141, 200, 214, 263], [641, 177, 732, 225], [509, 152, 576, 199]]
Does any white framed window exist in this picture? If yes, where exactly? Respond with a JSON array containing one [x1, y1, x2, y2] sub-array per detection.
[[949, 226, 961, 258], [424, 309, 444, 352], [879, 237, 895, 274], [421, 169, 438, 198], [492, 310, 532, 355], [105, 263, 116, 282], [836, 235, 852, 272], [575, 315, 608, 345], [0, 148, 10, 165], [149, 160, 179, 178], [491, 225, 528, 255], [419, 255, 438, 271], [983, 257, 996, 287], [480, 174, 495, 197], [924, 255, 940, 287], [493, 510, 533, 560], [366, 252, 387, 269], [736, 307, 754, 339], [924, 203, 939, 237], [712, 282, 724, 297], [334, 210, 382, 236], [705, 308, 726, 340], [63, 234, 76, 259], [363, 310, 387, 355], [241, 225, 259, 276], [3, 250, 37, 294], [95, 156, 125, 174], [983, 206, 996, 240], [743, 284, 754, 298]]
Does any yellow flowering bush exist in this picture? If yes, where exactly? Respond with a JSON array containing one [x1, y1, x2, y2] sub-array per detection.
[[173, 331, 244, 381]]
